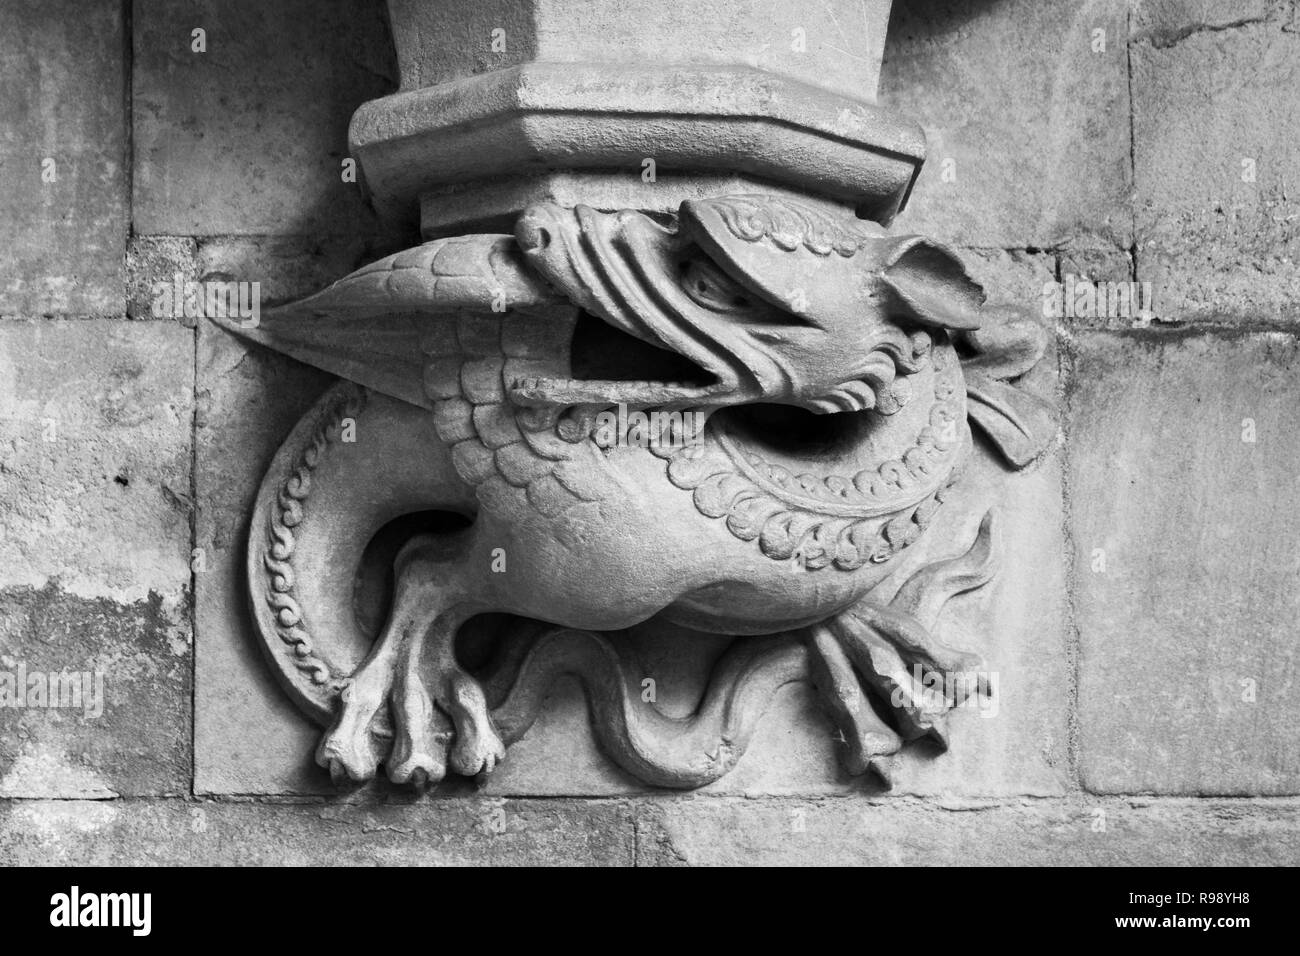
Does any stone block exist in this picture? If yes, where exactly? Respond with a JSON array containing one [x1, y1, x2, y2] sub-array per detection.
[[0, 798, 634, 865], [0, 586, 189, 797], [0, 321, 193, 602], [1068, 330, 1300, 794], [132, 0, 404, 238], [0, 0, 127, 316], [635, 797, 1300, 865], [880, 0, 1132, 247], [1133, 17, 1300, 325], [0, 320, 193, 796], [1132, 0, 1274, 45]]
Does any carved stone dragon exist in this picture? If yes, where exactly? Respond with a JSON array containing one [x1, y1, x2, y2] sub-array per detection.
[[217, 194, 1056, 789]]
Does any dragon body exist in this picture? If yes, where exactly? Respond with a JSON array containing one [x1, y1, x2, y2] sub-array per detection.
[[220, 195, 1055, 788]]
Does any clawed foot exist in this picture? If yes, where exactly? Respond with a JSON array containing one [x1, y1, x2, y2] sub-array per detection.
[[317, 648, 505, 789], [806, 510, 999, 786], [315, 546, 505, 789]]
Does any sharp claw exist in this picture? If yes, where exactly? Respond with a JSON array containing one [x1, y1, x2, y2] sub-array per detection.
[[807, 624, 904, 776], [926, 716, 950, 751], [316, 724, 384, 783], [868, 756, 895, 789], [328, 759, 348, 788], [827, 614, 940, 741], [848, 602, 982, 676], [449, 732, 506, 778], [388, 668, 452, 789], [446, 672, 507, 777], [386, 747, 448, 788]]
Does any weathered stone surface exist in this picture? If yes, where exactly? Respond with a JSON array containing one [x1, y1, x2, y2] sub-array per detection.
[[1057, 247, 1133, 287], [0, 0, 126, 316], [0, 585, 189, 798], [193, 324, 334, 795], [1132, 0, 1274, 45], [960, 248, 1056, 312], [0, 321, 193, 602], [1053, 246, 1157, 329], [0, 798, 634, 865], [3, 794, 1292, 866], [1069, 331, 1300, 794], [127, 237, 199, 321], [880, 0, 1132, 247], [0, 321, 192, 796], [636, 797, 1300, 866], [1133, 16, 1300, 325], [132, 0, 404, 238]]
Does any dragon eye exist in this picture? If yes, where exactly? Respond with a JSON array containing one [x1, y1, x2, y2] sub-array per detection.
[[679, 258, 753, 312]]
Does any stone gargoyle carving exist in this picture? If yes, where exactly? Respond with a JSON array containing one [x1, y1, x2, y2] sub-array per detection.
[[216, 194, 1056, 790]]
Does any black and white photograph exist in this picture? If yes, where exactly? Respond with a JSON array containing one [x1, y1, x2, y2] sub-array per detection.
[[0, 0, 1294, 907]]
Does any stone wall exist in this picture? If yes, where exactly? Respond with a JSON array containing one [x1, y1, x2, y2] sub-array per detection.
[[1, 0, 1297, 865]]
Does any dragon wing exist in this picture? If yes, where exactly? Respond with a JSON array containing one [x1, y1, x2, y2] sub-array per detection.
[[210, 234, 563, 409], [212, 233, 619, 513]]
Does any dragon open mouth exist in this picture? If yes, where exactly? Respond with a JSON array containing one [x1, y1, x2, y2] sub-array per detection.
[[718, 403, 881, 460], [509, 309, 724, 407]]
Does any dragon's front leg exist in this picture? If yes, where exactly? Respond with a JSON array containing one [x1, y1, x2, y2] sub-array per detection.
[[805, 510, 998, 785], [316, 534, 505, 788]]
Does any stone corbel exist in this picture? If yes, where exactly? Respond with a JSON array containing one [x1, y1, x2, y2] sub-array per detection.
[[215, 0, 1056, 790]]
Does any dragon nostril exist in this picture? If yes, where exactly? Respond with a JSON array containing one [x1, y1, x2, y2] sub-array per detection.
[[517, 216, 552, 252]]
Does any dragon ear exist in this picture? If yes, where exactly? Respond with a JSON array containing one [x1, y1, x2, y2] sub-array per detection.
[[880, 237, 984, 331]]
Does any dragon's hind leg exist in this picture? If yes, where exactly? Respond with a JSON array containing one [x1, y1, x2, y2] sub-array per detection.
[[804, 509, 999, 785], [316, 531, 504, 787]]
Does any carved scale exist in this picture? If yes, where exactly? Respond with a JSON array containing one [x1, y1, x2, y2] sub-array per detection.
[[216, 0, 1055, 790]]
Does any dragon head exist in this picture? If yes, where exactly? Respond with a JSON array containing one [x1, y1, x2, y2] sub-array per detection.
[[513, 194, 985, 413]]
